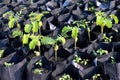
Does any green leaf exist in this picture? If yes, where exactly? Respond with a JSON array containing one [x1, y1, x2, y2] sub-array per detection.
[[24, 24, 32, 33], [61, 26, 72, 37], [104, 19, 112, 28], [41, 36, 55, 45], [110, 14, 119, 24], [72, 27, 78, 39], [56, 36, 66, 45], [22, 34, 30, 44], [0, 50, 4, 58], [29, 39, 37, 50], [12, 30, 22, 38], [96, 16, 104, 26], [8, 18, 15, 28], [32, 21, 39, 33]]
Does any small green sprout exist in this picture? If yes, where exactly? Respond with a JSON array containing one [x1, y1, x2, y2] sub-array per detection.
[[111, 56, 116, 64], [95, 11, 118, 33], [73, 55, 82, 63], [33, 60, 43, 74], [81, 59, 89, 65], [59, 74, 72, 80], [93, 48, 108, 56], [4, 62, 14, 67], [33, 68, 43, 74], [103, 34, 113, 42], [92, 74, 101, 80], [0, 50, 4, 58], [73, 55, 89, 65]]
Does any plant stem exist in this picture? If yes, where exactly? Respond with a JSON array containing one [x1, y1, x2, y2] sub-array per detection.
[[101, 25, 104, 33], [55, 50, 57, 62], [74, 41, 76, 50], [87, 28, 91, 42], [38, 46, 41, 56]]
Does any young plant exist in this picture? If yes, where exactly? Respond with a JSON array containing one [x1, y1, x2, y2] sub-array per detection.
[[73, 19, 91, 41], [62, 26, 78, 49], [73, 55, 89, 65], [111, 56, 116, 64], [33, 60, 43, 74], [73, 55, 82, 63], [59, 74, 72, 80], [103, 34, 113, 42], [41, 35, 66, 62], [0, 49, 4, 58], [4, 62, 14, 67], [93, 48, 108, 56], [95, 11, 119, 33], [3, 8, 25, 28], [92, 74, 101, 80]]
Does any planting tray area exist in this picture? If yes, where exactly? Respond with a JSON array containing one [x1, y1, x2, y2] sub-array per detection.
[[1, 0, 120, 80]]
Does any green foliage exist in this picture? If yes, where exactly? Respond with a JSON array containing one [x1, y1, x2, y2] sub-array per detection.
[[24, 24, 32, 33], [61, 26, 72, 38], [41, 36, 56, 45], [73, 55, 89, 65], [33, 60, 43, 74], [111, 56, 116, 64], [56, 35, 66, 45], [73, 19, 89, 29], [32, 21, 39, 33], [95, 11, 119, 33], [22, 34, 30, 44], [4, 62, 14, 67], [0, 50, 4, 58], [12, 29, 22, 38], [103, 34, 113, 42], [92, 74, 101, 80], [59, 74, 72, 80], [33, 68, 43, 74], [36, 60, 42, 67], [73, 55, 82, 63], [93, 48, 108, 56], [29, 36, 40, 50]]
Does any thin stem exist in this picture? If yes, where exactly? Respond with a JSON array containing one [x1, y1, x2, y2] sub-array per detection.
[[38, 46, 41, 56], [87, 30, 91, 42], [55, 50, 57, 62], [101, 26, 104, 33], [74, 40, 76, 50]]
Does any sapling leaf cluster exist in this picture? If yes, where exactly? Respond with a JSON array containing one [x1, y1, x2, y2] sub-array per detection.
[[93, 48, 108, 56], [62, 26, 79, 49], [103, 34, 113, 42], [33, 60, 43, 74], [111, 56, 116, 64], [0, 50, 4, 58], [4, 62, 14, 67], [73, 55, 89, 65], [95, 11, 119, 33], [59, 74, 72, 80]]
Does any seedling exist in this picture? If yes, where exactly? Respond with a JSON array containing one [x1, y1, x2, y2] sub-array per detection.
[[41, 35, 66, 61], [0, 50, 4, 58], [62, 26, 78, 49], [93, 48, 108, 56], [33, 60, 43, 74], [12, 29, 23, 38], [73, 55, 82, 63], [3, 8, 26, 28], [92, 74, 101, 80], [4, 62, 14, 67], [111, 56, 116, 64], [81, 59, 89, 65], [103, 34, 113, 42], [73, 55, 89, 65], [59, 74, 72, 80], [73, 19, 91, 41], [95, 11, 118, 33]]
